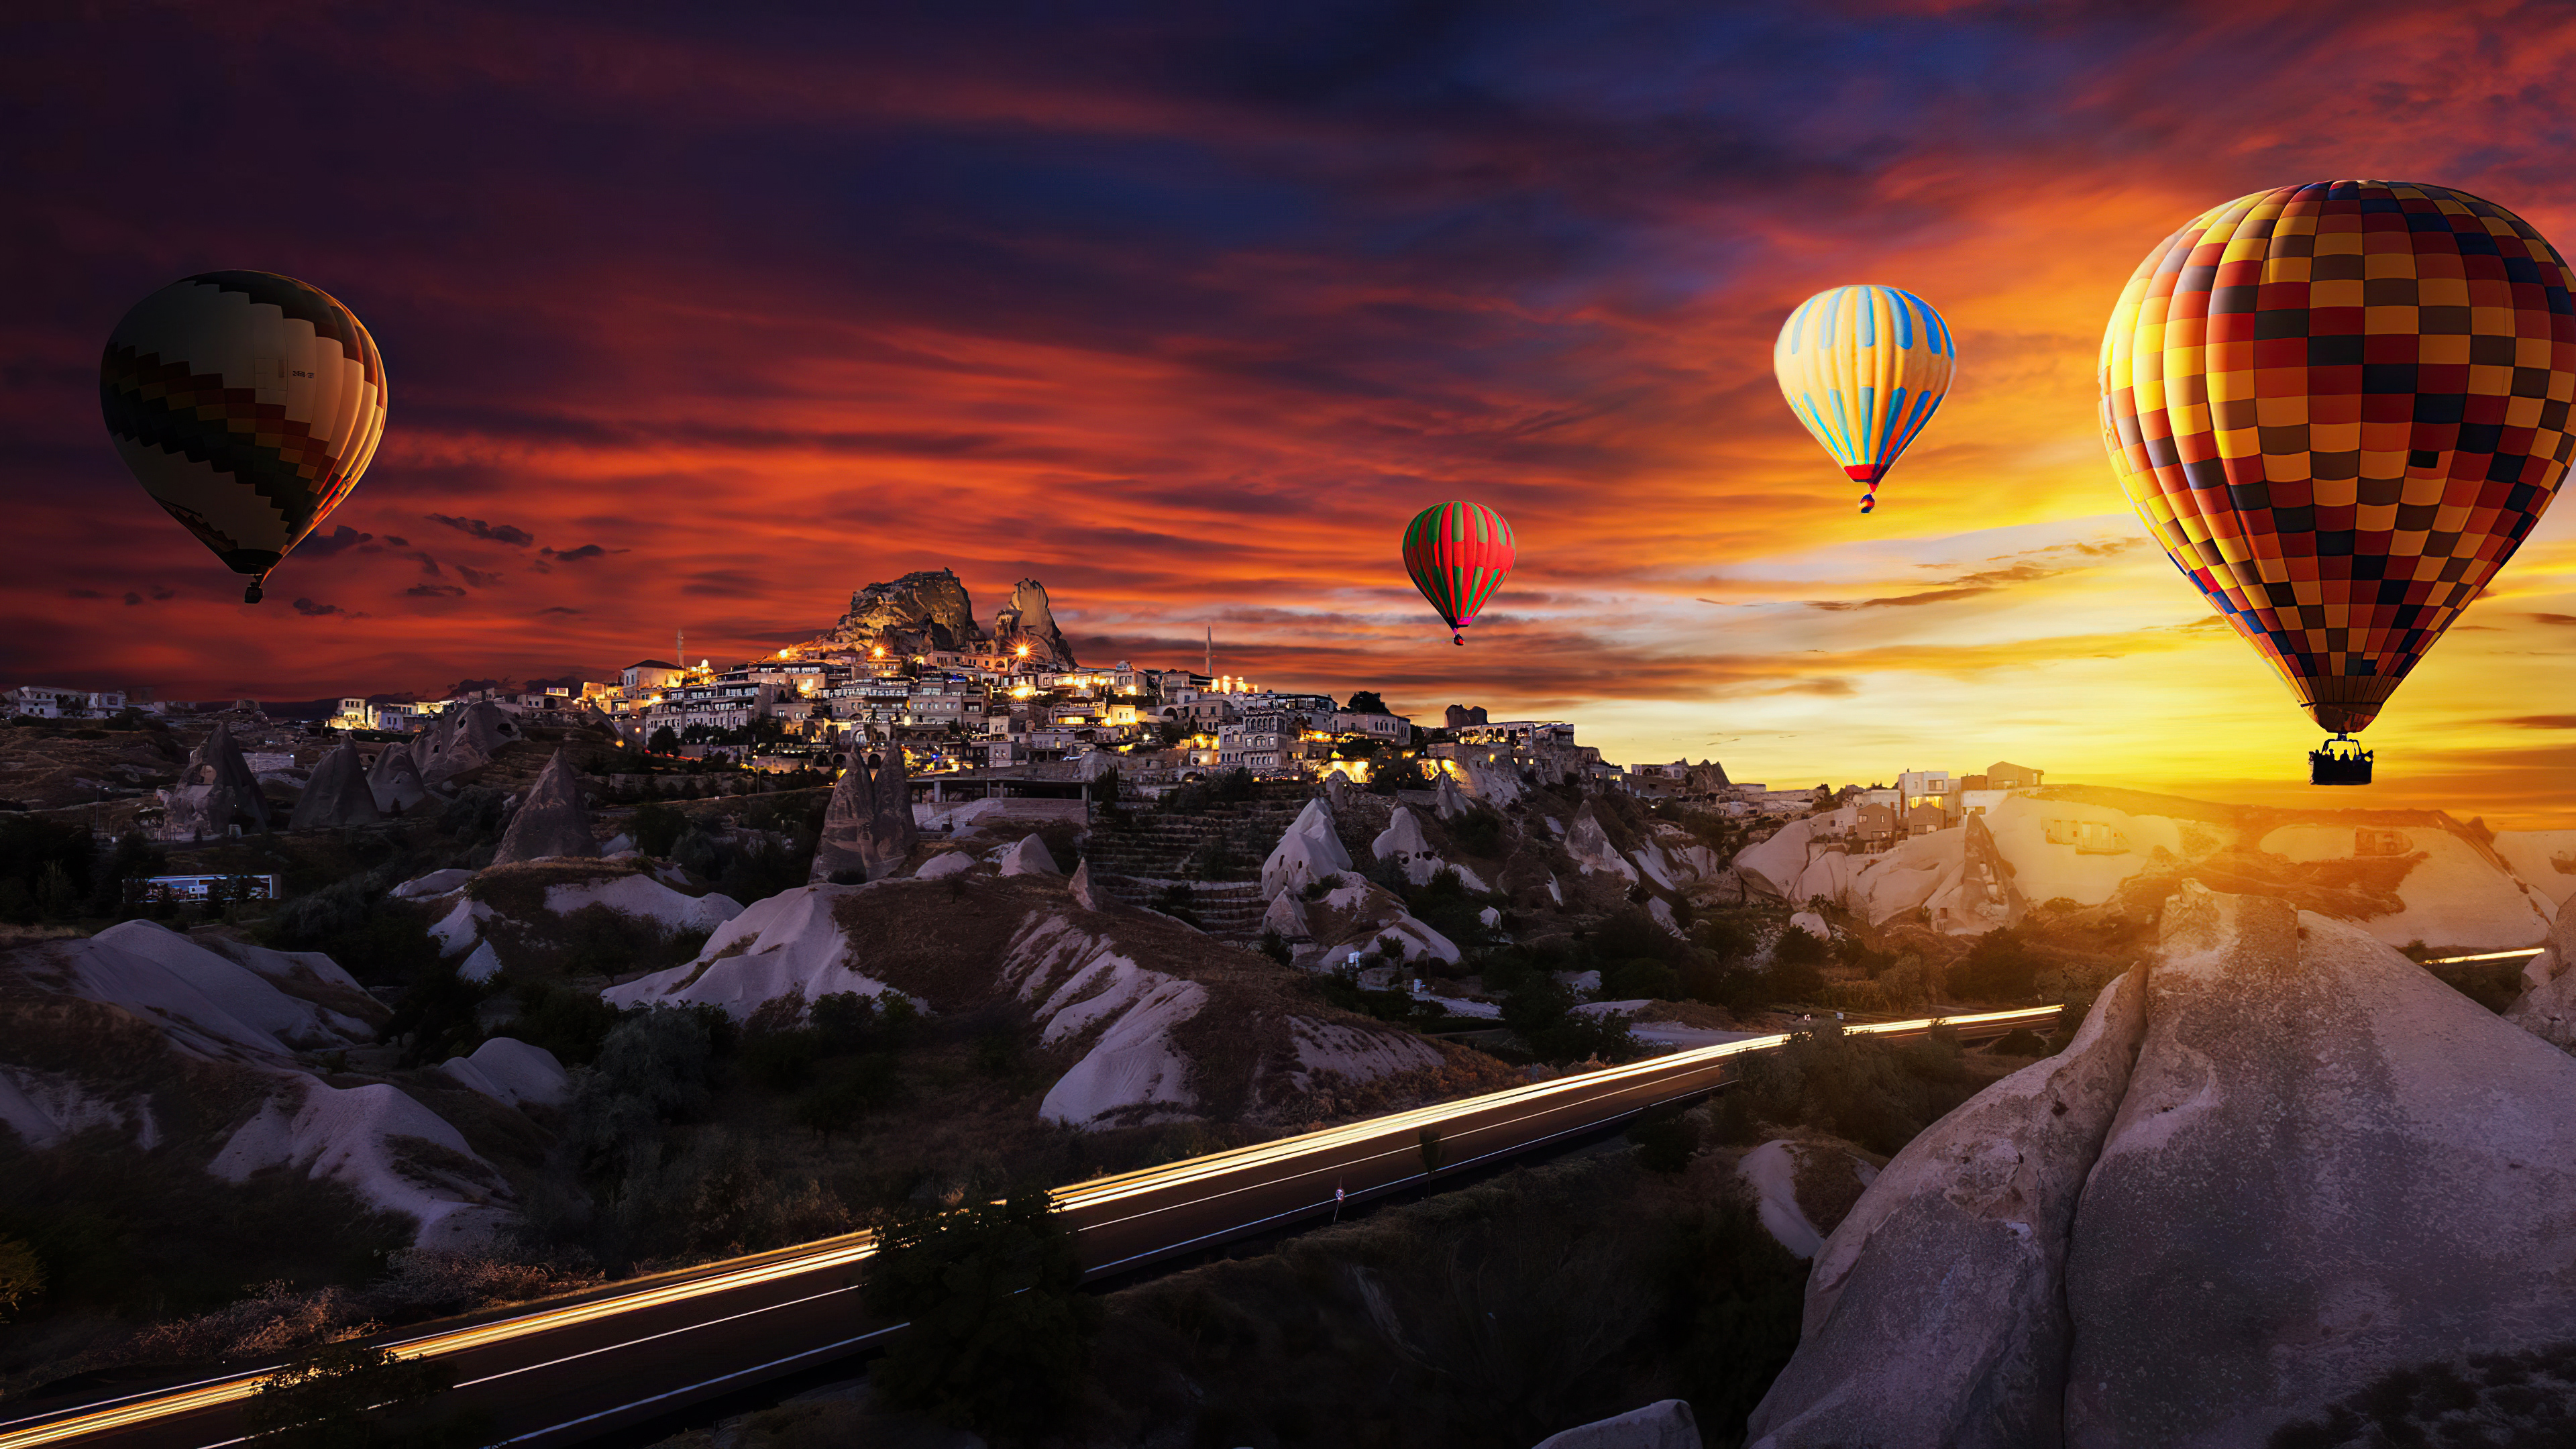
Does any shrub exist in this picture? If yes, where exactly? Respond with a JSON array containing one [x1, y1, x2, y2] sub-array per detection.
[[0, 1234, 42, 1320], [794, 1054, 898, 1134], [1991, 1027, 2049, 1056], [1772, 924, 1827, 967], [1953, 927, 2044, 1001], [631, 802, 687, 857], [508, 979, 625, 1065], [1448, 808, 1504, 857], [1729, 1021, 1982, 1157], [865, 1189, 1100, 1444], [1625, 1107, 1702, 1173]]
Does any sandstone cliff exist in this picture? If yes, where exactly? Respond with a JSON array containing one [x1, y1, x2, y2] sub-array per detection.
[[1747, 882, 2576, 1448]]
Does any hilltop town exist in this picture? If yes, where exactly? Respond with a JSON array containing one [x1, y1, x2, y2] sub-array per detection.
[[4, 568, 2576, 1447]]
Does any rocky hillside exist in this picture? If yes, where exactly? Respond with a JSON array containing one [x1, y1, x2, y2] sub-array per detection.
[[1746, 881, 2576, 1447], [1737, 786, 2563, 951]]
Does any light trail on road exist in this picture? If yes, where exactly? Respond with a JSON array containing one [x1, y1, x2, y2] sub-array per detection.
[[0, 1004, 2059, 1449]]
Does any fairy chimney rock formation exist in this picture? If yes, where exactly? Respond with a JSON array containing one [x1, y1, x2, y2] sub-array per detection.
[[287, 742, 382, 831], [368, 740, 429, 814], [810, 747, 918, 883], [489, 750, 602, 865]]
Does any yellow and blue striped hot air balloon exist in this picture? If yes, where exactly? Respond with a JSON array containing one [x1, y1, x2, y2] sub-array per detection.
[[1772, 284, 1956, 514]]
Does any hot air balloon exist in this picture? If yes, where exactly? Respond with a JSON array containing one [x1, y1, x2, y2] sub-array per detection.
[[1774, 284, 1956, 514], [100, 271, 388, 603], [2100, 180, 2574, 784], [1402, 501, 1514, 645]]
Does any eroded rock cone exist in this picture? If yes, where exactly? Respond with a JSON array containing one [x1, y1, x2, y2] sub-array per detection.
[[287, 742, 381, 831], [810, 746, 916, 883], [368, 741, 428, 814], [156, 721, 270, 837], [490, 749, 602, 865], [1069, 859, 1102, 911], [423, 701, 519, 784], [198, 720, 271, 828], [1748, 882, 2576, 1448]]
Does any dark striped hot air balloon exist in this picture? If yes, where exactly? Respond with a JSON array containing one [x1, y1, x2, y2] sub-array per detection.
[[2099, 180, 2575, 784], [1402, 501, 1515, 645], [100, 271, 388, 603]]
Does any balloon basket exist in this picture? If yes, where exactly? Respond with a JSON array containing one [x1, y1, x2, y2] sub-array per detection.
[[244, 582, 264, 604], [2308, 735, 2373, 786]]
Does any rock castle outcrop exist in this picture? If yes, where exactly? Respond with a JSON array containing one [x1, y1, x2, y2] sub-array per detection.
[[820, 569, 1076, 667]]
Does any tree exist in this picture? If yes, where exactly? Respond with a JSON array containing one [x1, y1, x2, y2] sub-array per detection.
[[1344, 690, 1389, 714], [647, 725, 680, 754], [864, 1189, 1100, 1445]]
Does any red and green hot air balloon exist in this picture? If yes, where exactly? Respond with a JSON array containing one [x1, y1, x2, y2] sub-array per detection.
[[1402, 501, 1515, 645]]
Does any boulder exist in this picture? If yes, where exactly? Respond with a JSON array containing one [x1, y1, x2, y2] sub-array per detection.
[[1733, 808, 1854, 900], [2063, 889, 2576, 1443], [1287, 798, 1352, 871], [368, 740, 429, 814], [421, 701, 520, 783], [1786, 910, 1829, 941], [810, 747, 918, 884], [1532, 1400, 1699, 1449], [489, 749, 602, 866], [915, 851, 975, 880], [287, 742, 381, 831], [1434, 771, 1470, 820], [996, 834, 1059, 877], [1372, 806, 1432, 863], [1752, 882, 2576, 1448], [1564, 801, 1638, 881], [1322, 769, 1356, 812], [1748, 968, 2147, 1448], [2505, 901, 2576, 1053], [1261, 800, 1350, 900], [1262, 890, 1313, 942]]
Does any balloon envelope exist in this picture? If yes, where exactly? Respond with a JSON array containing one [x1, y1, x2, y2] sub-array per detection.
[[1773, 284, 1955, 513], [100, 271, 388, 600], [1402, 501, 1515, 643], [2099, 180, 2573, 735]]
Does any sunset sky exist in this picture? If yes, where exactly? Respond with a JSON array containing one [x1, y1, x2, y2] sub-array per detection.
[[8, 3, 2576, 824]]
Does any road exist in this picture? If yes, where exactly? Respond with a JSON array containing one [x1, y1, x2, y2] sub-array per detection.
[[0, 1004, 2059, 1449]]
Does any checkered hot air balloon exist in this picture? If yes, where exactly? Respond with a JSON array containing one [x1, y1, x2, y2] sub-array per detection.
[[1773, 284, 1956, 514], [1402, 501, 1514, 646], [100, 272, 388, 604], [2100, 181, 2573, 771]]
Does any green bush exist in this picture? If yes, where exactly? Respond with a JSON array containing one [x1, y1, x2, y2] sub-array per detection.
[[1625, 1108, 1702, 1173], [1448, 808, 1504, 857], [1953, 926, 2044, 1002], [631, 802, 687, 857], [865, 1189, 1100, 1444], [1729, 1020, 1980, 1157]]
